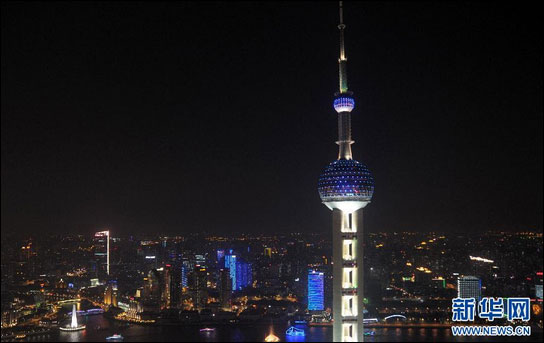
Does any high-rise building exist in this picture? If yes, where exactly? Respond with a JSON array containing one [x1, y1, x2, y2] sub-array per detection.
[[217, 249, 225, 264], [181, 259, 192, 288], [93, 230, 110, 277], [195, 254, 206, 266], [225, 253, 252, 291], [161, 265, 172, 309], [219, 268, 232, 310], [317, 2, 375, 341], [104, 280, 118, 307], [140, 269, 162, 313], [19, 240, 33, 261], [160, 264, 183, 309], [170, 263, 182, 308], [192, 265, 208, 310], [457, 276, 482, 300], [235, 260, 252, 291], [225, 254, 237, 290], [143, 269, 161, 301], [308, 270, 325, 311], [535, 272, 543, 299]]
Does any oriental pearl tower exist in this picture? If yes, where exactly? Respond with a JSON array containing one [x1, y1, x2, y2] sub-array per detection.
[[317, 2, 374, 341]]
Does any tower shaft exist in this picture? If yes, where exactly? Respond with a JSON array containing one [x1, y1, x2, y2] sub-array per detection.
[[332, 209, 365, 342], [337, 112, 354, 160]]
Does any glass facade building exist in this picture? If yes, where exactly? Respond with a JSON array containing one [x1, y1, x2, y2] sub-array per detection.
[[93, 230, 110, 277], [225, 253, 252, 291], [235, 261, 252, 291], [225, 254, 237, 290], [308, 270, 325, 311], [457, 276, 482, 300]]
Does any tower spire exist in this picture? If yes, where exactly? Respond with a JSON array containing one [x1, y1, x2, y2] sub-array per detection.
[[338, 1, 348, 94], [333, 1, 355, 160]]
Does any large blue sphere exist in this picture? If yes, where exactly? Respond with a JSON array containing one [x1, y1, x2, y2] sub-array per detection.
[[318, 159, 374, 203]]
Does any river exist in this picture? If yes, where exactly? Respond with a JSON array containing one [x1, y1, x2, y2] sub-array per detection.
[[11, 312, 543, 342]]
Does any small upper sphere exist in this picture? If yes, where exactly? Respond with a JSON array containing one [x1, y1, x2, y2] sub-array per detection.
[[318, 159, 374, 203], [333, 96, 355, 113]]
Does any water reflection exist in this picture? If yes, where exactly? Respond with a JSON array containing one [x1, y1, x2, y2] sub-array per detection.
[[42, 309, 542, 343]]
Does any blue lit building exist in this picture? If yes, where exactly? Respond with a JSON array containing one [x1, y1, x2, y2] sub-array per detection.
[[181, 259, 192, 288], [224, 253, 252, 291], [308, 270, 324, 311], [317, 2, 374, 341], [225, 254, 237, 290], [217, 249, 225, 265], [235, 261, 252, 291]]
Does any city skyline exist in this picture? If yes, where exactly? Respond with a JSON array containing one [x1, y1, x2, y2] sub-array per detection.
[[2, 2, 542, 237], [1, 229, 542, 341], [1, 2, 542, 342]]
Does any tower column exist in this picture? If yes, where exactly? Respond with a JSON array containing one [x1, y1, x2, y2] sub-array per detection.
[[337, 111, 354, 160], [332, 208, 365, 342], [355, 209, 365, 342], [332, 209, 343, 342]]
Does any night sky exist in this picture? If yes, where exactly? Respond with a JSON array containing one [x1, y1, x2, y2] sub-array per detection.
[[1, 2, 542, 236]]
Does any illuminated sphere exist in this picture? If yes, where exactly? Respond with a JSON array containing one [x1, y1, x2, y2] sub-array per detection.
[[333, 96, 355, 113], [318, 159, 374, 211]]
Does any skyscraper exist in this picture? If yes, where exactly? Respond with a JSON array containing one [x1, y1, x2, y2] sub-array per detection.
[[457, 276, 482, 300], [192, 265, 208, 310], [104, 280, 118, 307], [181, 258, 192, 288], [235, 260, 253, 291], [223, 253, 252, 291], [225, 253, 237, 290], [219, 268, 232, 310], [308, 270, 325, 311], [161, 265, 172, 309], [217, 249, 226, 264], [170, 263, 182, 308], [143, 268, 162, 312], [160, 263, 182, 309], [93, 230, 110, 277], [317, 2, 375, 341]]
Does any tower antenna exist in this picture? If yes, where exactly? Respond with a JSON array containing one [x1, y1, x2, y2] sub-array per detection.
[[338, 1, 348, 94]]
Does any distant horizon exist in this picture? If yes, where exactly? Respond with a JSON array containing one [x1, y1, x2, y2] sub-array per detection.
[[2, 227, 542, 240]]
